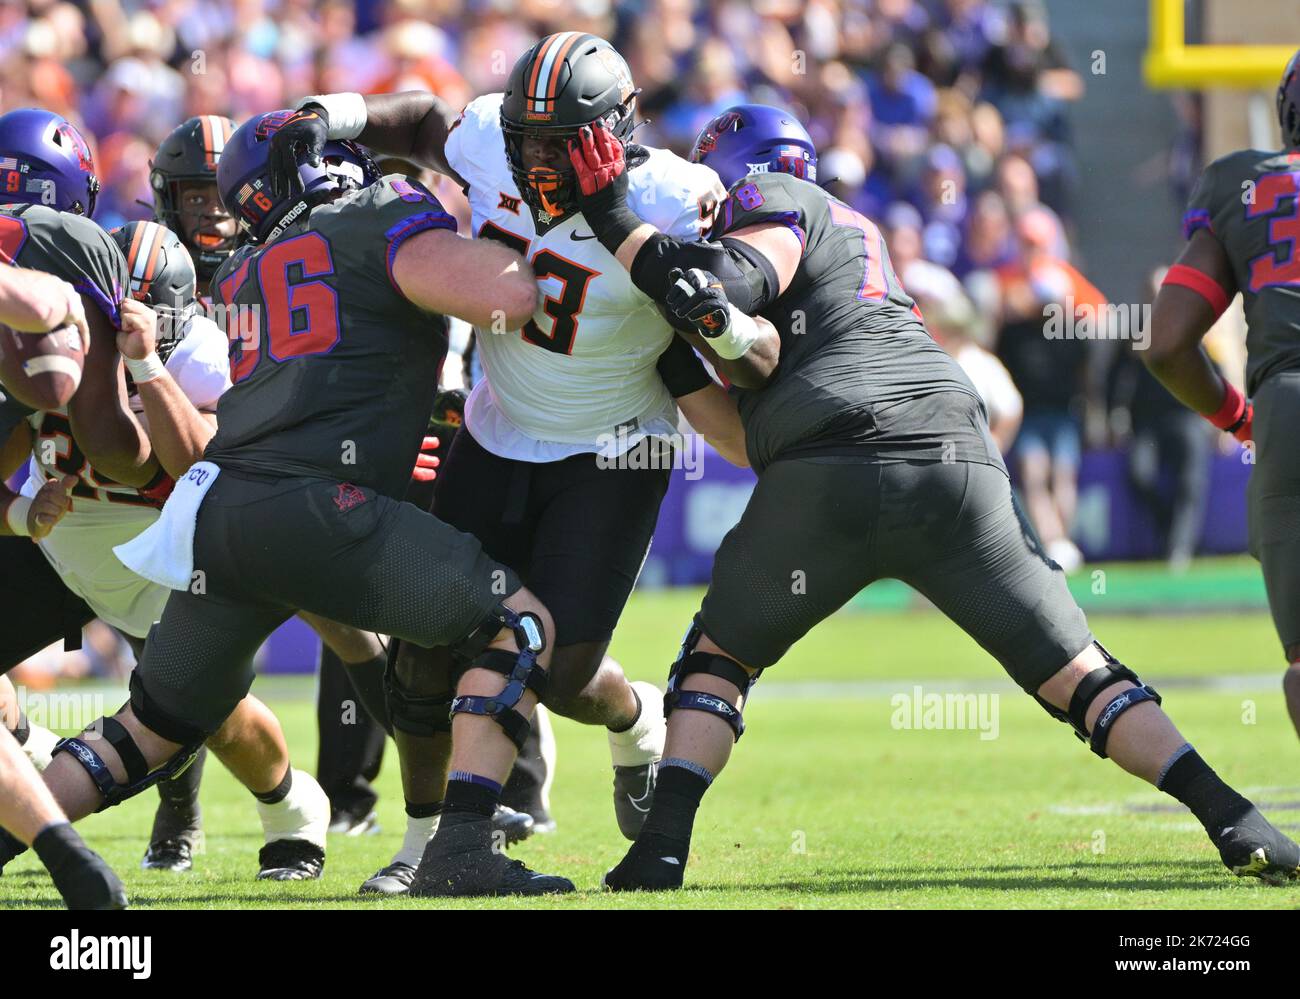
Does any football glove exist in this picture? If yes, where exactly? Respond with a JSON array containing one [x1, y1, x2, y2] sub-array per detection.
[[665, 268, 731, 339], [269, 105, 330, 200], [567, 124, 642, 253]]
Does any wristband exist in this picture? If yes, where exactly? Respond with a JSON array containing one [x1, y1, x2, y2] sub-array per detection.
[[1206, 379, 1245, 430], [709, 304, 761, 360], [299, 93, 367, 140], [1162, 264, 1230, 318], [4, 495, 32, 536], [124, 353, 167, 384]]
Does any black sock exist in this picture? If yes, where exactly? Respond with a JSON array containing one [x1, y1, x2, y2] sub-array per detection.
[[442, 773, 500, 826], [12, 709, 30, 746], [405, 799, 444, 820], [639, 763, 710, 858], [152, 745, 206, 841], [254, 764, 293, 805], [1158, 747, 1252, 841]]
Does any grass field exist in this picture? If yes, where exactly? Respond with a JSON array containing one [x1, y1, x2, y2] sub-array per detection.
[[5, 571, 1300, 909]]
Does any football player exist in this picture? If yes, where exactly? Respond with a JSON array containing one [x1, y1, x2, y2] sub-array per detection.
[[0, 263, 124, 910], [565, 104, 1300, 889], [148, 116, 546, 852], [1145, 52, 1300, 752], [0, 111, 333, 882], [11, 109, 575, 897], [270, 32, 747, 894]]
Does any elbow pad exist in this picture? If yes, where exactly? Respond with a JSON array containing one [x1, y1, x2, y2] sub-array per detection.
[[630, 234, 779, 315]]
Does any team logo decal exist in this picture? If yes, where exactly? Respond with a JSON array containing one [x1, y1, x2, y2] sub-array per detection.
[[333, 483, 368, 512]]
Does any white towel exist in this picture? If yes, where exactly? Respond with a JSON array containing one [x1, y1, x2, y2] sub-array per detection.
[[114, 461, 220, 591]]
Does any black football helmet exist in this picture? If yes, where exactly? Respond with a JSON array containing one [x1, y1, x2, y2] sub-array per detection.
[[149, 115, 238, 283], [1280, 50, 1300, 149], [500, 32, 639, 219], [111, 220, 198, 362]]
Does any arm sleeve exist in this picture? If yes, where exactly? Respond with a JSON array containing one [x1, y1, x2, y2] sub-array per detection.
[[656, 333, 713, 398]]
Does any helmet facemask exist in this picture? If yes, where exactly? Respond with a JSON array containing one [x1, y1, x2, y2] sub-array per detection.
[[501, 96, 637, 219]]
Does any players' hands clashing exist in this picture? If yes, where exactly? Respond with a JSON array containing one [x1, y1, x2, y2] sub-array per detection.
[[268, 105, 330, 201], [567, 123, 628, 209], [665, 268, 732, 340], [27, 474, 77, 539], [116, 298, 158, 361], [411, 435, 440, 483]]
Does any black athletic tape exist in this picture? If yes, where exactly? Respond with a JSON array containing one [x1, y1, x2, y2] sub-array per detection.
[[99, 716, 149, 785]]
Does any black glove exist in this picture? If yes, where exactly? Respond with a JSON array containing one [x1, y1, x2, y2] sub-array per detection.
[[268, 104, 330, 201], [665, 268, 731, 339]]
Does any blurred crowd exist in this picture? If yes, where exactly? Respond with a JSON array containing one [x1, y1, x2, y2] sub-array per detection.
[[0, 0, 1223, 579]]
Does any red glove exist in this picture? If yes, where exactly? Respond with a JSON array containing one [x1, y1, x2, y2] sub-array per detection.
[[411, 435, 440, 483], [568, 123, 627, 197]]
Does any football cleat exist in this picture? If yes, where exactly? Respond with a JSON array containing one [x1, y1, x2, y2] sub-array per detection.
[[358, 860, 417, 896], [256, 839, 325, 881], [492, 803, 535, 845], [1217, 808, 1300, 885], [328, 809, 380, 836], [602, 840, 686, 892], [408, 817, 573, 897], [140, 829, 203, 873]]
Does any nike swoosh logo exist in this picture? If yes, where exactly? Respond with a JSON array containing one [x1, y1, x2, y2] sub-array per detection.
[[626, 772, 654, 812], [659, 856, 681, 865], [570, 230, 598, 240]]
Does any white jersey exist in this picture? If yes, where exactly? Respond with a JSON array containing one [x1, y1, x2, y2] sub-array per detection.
[[446, 92, 725, 462], [22, 313, 230, 637]]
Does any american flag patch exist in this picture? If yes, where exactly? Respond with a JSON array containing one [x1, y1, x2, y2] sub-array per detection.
[[0, 157, 18, 171]]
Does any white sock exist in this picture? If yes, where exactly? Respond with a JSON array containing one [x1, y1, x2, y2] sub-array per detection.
[[394, 812, 440, 868], [256, 768, 329, 851], [608, 680, 666, 767], [21, 722, 60, 772]]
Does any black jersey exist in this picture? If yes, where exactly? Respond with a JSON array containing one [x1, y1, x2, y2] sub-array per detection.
[[0, 203, 126, 324], [1184, 148, 1300, 394], [205, 176, 456, 499], [709, 172, 997, 473]]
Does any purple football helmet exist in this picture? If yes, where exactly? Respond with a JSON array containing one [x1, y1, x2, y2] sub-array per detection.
[[0, 108, 99, 216], [1279, 49, 1300, 148], [689, 104, 817, 190], [217, 110, 380, 243]]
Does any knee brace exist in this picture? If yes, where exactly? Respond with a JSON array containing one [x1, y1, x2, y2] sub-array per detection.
[[384, 640, 454, 737], [54, 716, 202, 812], [449, 605, 548, 750], [1034, 641, 1161, 759], [664, 616, 758, 742]]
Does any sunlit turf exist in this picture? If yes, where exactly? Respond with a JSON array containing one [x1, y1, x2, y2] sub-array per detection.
[[4, 585, 1297, 909]]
